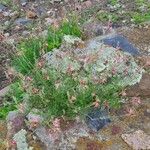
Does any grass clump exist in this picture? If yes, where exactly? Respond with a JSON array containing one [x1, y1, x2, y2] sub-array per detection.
[[131, 12, 150, 24], [0, 82, 24, 119], [12, 18, 82, 75], [16, 65, 122, 120]]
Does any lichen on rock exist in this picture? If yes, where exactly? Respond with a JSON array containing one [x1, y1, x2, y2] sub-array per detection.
[[44, 34, 143, 87], [13, 129, 32, 150]]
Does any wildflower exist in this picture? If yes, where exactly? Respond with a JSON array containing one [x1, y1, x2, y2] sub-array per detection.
[[10, 140, 17, 148], [69, 96, 77, 103], [52, 118, 61, 132], [37, 58, 45, 69], [92, 92, 96, 97], [32, 88, 39, 94], [126, 108, 136, 116], [120, 90, 127, 97], [79, 79, 87, 85], [26, 76, 33, 82], [10, 140, 16, 145], [103, 100, 109, 108], [30, 117, 40, 128], [111, 67, 117, 75], [55, 80, 61, 89], [66, 64, 74, 75], [92, 99, 100, 108], [131, 97, 141, 107]]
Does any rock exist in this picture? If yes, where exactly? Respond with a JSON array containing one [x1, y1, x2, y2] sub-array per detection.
[[126, 73, 150, 97], [85, 108, 111, 132], [35, 7, 47, 17], [138, 56, 150, 68], [6, 111, 24, 139], [76, 137, 112, 150], [0, 4, 7, 12], [102, 35, 140, 56], [34, 126, 53, 149], [44, 35, 143, 87], [144, 109, 150, 117], [121, 130, 150, 150], [26, 109, 44, 126], [22, 30, 30, 36], [20, 0, 27, 6], [0, 85, 10, 98], [111, 125, 122, 135], [33, 122, 90, 149], [15, 18, 32, 25], [13, 129, 29, 150], [26, 10, 37, 19]]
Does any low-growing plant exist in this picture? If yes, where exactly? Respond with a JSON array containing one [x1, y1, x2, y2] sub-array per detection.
[[12, 18, 82, 75], [0, 82, 24, 119], [17, 65, 123, 120], [96, 11, 119, 23], [131, 12, 150, 24]]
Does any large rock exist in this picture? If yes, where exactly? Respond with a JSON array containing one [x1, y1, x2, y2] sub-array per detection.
[[126, 73, 150, 97], [121, 130, 150, 150], [44, 35, 143, 87], [15, 18, 32, 25]]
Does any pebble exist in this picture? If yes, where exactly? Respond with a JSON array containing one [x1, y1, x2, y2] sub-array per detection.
[[15, 18, 32, 25], [0, 4, 7, 12], [20, 0, 27, 6]]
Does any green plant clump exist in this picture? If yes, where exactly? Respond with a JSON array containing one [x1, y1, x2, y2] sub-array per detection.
[[0, 82, 24, 119], [19, 67, 122, 120], [12, 19, 82, 75]]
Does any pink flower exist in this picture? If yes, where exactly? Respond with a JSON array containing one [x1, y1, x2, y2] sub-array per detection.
[[111, 67, 117, 75], [26, 76, 33, 82], [126, 108, 136, 116], [32, 88, 39, 94], [66, 64, 74, 75], [52, 118, 60, 128], [131, 97, 141, 107], [11, 140, 16, 145], [93, 100, 100, 108], [120, 90, 127, 97]]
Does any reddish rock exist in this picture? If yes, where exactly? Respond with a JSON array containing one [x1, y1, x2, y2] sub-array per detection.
[[126, 73, 150, 97], [111, 125, 122, 135]]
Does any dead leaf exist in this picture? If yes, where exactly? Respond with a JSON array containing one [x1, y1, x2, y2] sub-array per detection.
[[27, 10, 37, 19]]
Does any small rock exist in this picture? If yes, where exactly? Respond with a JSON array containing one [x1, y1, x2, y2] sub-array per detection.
[[4, 20, 10, 26], [4, 33, 10, 37], [85, 108, 111, 132], [15, 18, 32, 25], [26, 10, 37, 19], [22, 30, 30, 36], [121, 130, 150, 150], [111, 125, 121, 135], [0, 4, 7, 12], [144, 109, 150, 117], [2, 11, 10, 17], [6, 111, 24, 139], [20, 0, 27, 6]]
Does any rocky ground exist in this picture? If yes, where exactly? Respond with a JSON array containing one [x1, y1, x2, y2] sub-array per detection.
[[0, 0, 150, 150]]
